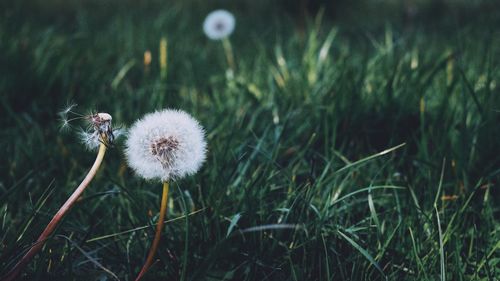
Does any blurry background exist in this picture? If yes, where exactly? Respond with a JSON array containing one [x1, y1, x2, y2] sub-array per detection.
[[1, 0, 499, 280]]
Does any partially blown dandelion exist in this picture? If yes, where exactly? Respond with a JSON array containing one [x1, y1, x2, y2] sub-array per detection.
[[78, 113, 124, 150], [125, 109, 206, 280], [4, 108, 118, 281]]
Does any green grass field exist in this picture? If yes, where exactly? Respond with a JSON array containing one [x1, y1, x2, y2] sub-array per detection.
[[1, 1, 499, 280]]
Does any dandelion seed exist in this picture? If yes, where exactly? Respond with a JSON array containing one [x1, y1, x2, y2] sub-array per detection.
[[203, 10, 235, 40], [59, 117, 73, 132], [125, 109, 206, 281], [113, 126, 127, 140], [78, 129, 100, 151], [58, 102, 78, 116], [58, 103, 80, 131]]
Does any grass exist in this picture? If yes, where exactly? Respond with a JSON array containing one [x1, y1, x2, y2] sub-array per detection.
[[1, 0, 499, 280]]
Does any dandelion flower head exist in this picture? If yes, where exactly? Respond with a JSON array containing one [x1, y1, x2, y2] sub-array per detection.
[[59, 105, 120, 150], [125, 109, 207, 182], [78, 112, 123, 150], [203, 10, 235, 40]]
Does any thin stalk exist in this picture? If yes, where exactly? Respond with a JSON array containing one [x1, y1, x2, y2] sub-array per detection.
[[134, 181, 169, 281], [4, 142, 107, 281], [222, 38, 235, 72]]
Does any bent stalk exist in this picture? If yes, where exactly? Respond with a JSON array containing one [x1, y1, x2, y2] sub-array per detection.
[[4, 142, 107, 281]]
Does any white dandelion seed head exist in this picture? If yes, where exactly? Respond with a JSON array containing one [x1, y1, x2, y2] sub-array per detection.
[[125, 109, 207, 182], [203, 10, 235, 40]]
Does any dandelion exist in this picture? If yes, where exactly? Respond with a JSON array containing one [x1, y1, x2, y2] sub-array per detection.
[[203, 9, 236, 73], [77, 112, 125, 150], [125, 109, 206, 280], [126, 109, 206, 181], [203, 10, 235, 40], [3, 108, 119, 281]]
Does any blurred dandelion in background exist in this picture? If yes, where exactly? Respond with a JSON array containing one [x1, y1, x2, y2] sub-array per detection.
[[203, 9, 236, 75], [203, 10, 235, 40]]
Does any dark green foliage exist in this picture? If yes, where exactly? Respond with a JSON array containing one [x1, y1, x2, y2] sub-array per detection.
[[0, 1, 499, 280]]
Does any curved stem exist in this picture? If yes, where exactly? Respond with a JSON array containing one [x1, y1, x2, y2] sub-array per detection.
[[3, 143, 107, 281], [135, 181, 169, 281]]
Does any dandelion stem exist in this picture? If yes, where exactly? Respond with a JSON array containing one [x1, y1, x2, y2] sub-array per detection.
[[4, 142, 107, 281], [222, 38, 235, 71], [134, 181, 169, 281]]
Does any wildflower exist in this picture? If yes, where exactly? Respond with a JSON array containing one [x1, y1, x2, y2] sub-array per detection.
[[125, 109, 206, 281], [125, 109, 206, 182], [3, 107, 118, 281], [78, 112, 119, 149], [59, 106, 119, 148], [203, 10, 236, 74], [203, 10, 235, 40]]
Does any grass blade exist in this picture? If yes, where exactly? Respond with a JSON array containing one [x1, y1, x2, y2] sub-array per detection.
[[337, 230, 386, 279]]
